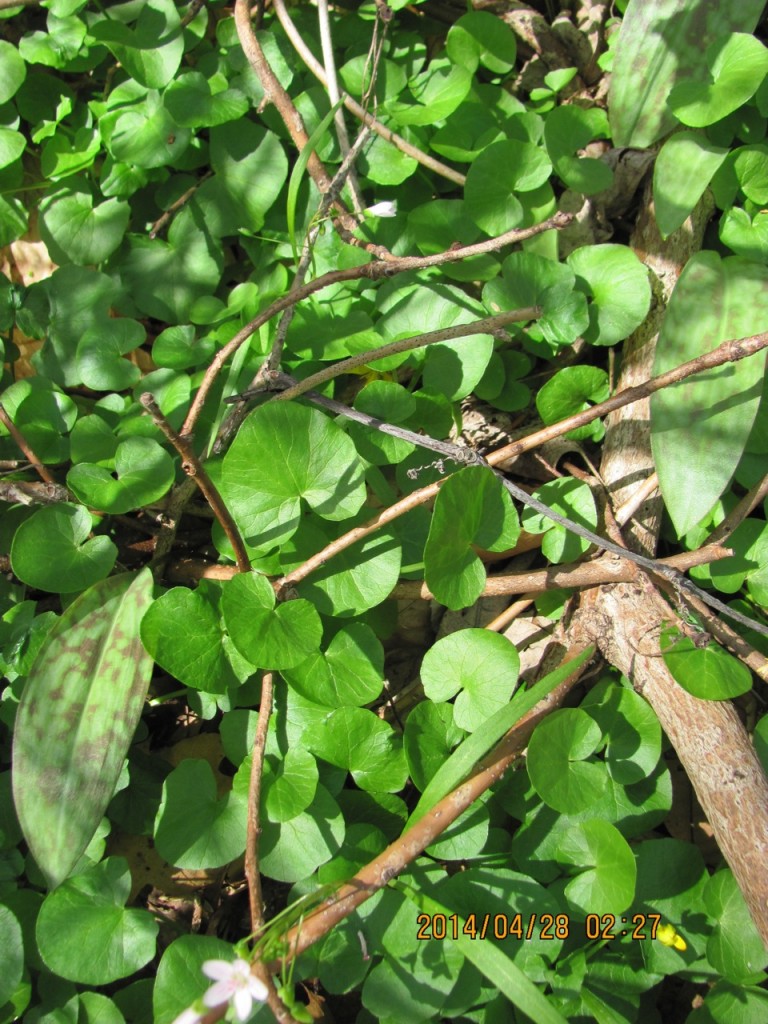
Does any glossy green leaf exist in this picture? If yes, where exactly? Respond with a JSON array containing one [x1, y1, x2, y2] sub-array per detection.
[[391, 60, 472, 127], [650, 252, 768, 535], [558, 820, 637, 915], [36, 858, 157, 984], [544, 106, 613, 195], [0, 128, 25, 170], [0, 41, 26, 104], [608, 0, 766, 147], [154, 935, 233, 1024], [408, 645, 594, 829], [282, 622, 384, 707], [88, 0, 183, 89], [109, 94, 189, 170], [0, 905, 23, 1006], [39, 183, 129, 266], [221, 571, 322, 670], [222, 402, 366, 550], [661, 630, 752, 699], [731, 145, 768, 203], [404, 701, 464, 792], [446, 11, 516, 73], [11, 504, 117, 594], [0, 378, 77, 462], [669, 34, 768, 128], [67, 437, 174, 513], [704, 869, 768, 984], [566, 244, 651, 345], [424, 466, 520, 610], [262, 746, 318, 823], [535, 365, 610, 441], [12, 570, 153, 886], [139, 582, 238, 694], [654, 132, 729, 238], [119, 208, 223, 323], [291, 525, 402, 617], [154, 760, 247, 869], [305, 707, 408, 793], [521, 478, 599, 563], [164, 71, 248, 128], [421, 628, 520, 733], [483, 251, 588, 347], [348, 381, 416, 464], [259, 783, 345, 883], [582, 680, 662, 785], [75, 317, 145, 391], [527, 708, 609, 813], [465, 139, 552, 235]]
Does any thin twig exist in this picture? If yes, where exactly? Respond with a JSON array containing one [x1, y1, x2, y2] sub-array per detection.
[[269, 367, 768, 637], [316, 0, 364, 211], [179, 0, 206, 29], [707, 472, 768, 546], [183, 211, 571, 436], [149, 171, 212, 239], [0, 404, 56, 484], [490, 332, 768, 468], [234, 308, 539, 404], [272, 0, 466, 186], [241, 672, 299, 1024], [139, 394, 251, 573]]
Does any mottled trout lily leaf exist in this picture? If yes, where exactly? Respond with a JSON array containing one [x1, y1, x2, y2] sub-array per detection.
[[12, 569, 155, 888]]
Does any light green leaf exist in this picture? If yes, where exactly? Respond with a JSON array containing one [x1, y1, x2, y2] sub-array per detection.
[[305, 707, 408, 793], [0, 905, 23, 1006], [0, 41, 26, 104], [76, 318, 145, 391], [582, 680, 662, 785], [483, 251, 588, 347], [11, 504, 117, 594], [164, 71, 248, 128], [139, 582, 239, 694], [669, 33, 768, 128], [263, 747, 319, 823], [221, 571, 322, 670], [154, 936, 234, 1024], [404, 701, 465, 793], [391, 60, 472, 126], [154, 760, 247, 869], [407, 645, 594, 828], [88, 0, 183, 89], [558, 820, 637, 915], [650, 252, 768, 535], [0, 127, 26, 170], [110, 93, 189, 169], [566, 244, 651, 345], [259, 784, 345, 883], [465, 139, 552, 235], [67, 437, 174, 513], [654, 132, 729, 239], [12, 571, 154, 887], [608, 0, 766, 147], [446, 11, 516, 74], [704, 869, 768, 984], [424, 467, 520, 611], [544, 106, 612, 195], [282, 623, 384, 707], [222, 403, 365, 549], [39, 183, 129, 266], [527, 708, 609, 813], [535, 365, 610, 441], [521, 478, 598, 563], [661, 631, 753, 700], [36, 858, 157, 984], [420, 628, 520, 733]]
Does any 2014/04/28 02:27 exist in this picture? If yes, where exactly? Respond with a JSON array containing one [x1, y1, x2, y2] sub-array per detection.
[[415, 912, 663, 942]]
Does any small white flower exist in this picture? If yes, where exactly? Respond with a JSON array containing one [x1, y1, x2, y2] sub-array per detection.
[[202, 958, 269, 1022], [365, 200, 398, 218]]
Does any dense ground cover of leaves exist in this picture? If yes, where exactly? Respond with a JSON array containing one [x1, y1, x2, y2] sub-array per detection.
[[1, 0, 768, 1022]]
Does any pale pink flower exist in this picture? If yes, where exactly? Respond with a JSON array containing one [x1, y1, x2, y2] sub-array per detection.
[[201, 958, 269, 1021]]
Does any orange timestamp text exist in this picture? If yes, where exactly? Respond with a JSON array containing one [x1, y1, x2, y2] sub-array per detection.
[[416, 912, 663, 942]]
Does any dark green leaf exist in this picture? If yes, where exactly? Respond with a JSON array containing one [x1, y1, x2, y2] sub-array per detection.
[[11, 504, 117, 594]]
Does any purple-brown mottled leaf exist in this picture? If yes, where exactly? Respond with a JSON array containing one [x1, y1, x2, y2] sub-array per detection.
[[12, 569, 155, 888]]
